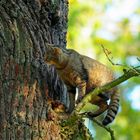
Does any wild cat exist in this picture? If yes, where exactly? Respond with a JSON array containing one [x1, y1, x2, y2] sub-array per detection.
[[44, 46, 119, 125]]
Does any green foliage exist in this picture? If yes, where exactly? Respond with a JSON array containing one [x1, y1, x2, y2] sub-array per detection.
[[67, 0, 140, 139]]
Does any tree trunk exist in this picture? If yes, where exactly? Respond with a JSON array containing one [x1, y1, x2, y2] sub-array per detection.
[[0, 0, 70, 139]]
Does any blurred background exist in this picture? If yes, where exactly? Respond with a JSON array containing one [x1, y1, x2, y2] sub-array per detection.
[[67, 0, 140, 139]]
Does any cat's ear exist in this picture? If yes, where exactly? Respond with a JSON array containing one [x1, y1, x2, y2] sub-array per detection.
[[53, 47, 62, 55], [45, 44, 62, 56]]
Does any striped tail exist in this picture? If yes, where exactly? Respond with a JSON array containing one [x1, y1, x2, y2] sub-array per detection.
[[102, 88, 120, 125]]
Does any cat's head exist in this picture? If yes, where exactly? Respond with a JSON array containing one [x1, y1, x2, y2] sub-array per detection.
[[44, 46, 63, 65]]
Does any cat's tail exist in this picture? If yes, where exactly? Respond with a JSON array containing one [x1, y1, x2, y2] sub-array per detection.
[[102, 88, 120, 125]]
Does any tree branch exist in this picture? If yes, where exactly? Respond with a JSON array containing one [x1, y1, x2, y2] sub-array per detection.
[[69, 67, 140, 139], [75, 68, 140, 113], [101, 44, 140, 71]]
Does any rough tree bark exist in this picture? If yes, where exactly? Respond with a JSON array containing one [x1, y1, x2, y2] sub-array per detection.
[[0, 0, 74, 140]]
